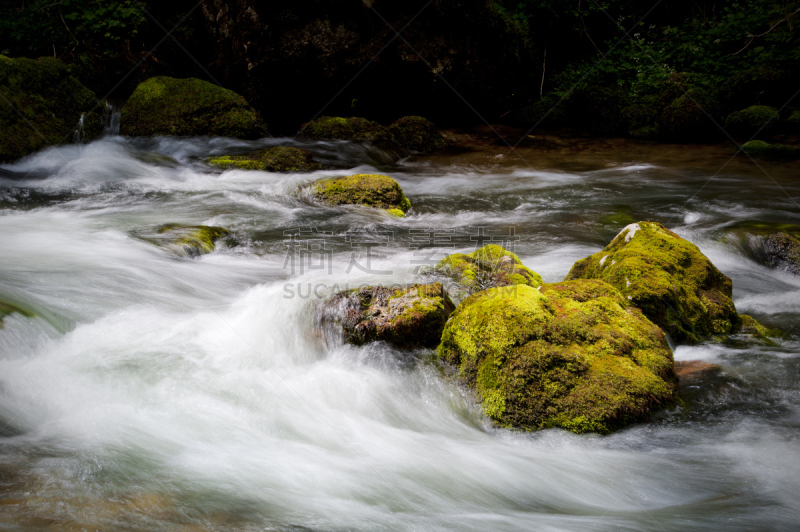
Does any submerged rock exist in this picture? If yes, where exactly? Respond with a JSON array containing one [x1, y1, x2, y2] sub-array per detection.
[[0, 55, 103, 162], [120, 77, 267, 138], [566, 222, 741, 344], [313, 174, 411, 216], [139, 224, 231, 257], [740, 140, 800, 161], [388, 116, 446, 153], [0, 300, 34, 329], [438, 281, 677, 434], [299, 116, 392, 142], [207, 146, 321, 172], [436, 244, 542, 296], [321, 283, 455, 348], [675, 360, 721, 380]]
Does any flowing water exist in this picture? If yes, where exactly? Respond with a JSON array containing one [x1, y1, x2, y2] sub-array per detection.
[[1, 129, 799, 531]]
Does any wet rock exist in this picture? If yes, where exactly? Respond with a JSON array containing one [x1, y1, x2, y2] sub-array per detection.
[[206, 146, 321, 172], [740, 140, 800, 161], [138, 224, 231, 257], [724, 105, 779, 138], [436, 244, 542, 296], [313, 173, 411, 216], [438, 280, 677, 434], [675, 360, 721, 380], [120, 76, 267, 138], [0, 300, 34, 329], [321, 283, 456, 348], [388, 116, 446, 153], [737, 314, 779, 339], [724, 223, 800, 274], [0, 55, 103, 163], [566, 222, 741, 344], [134, 151, 179, 168]]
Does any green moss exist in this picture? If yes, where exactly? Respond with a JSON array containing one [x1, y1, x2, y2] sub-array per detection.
[[388, 116, 446, 153], [437, 281, 677, 434], [437, 244, 543, 295], [0, 300, 35, 329], [206, 146, 322, 172], [120, 77, 266, 138], [136, 224, 231, 257], [737, 314, 780, 339], [741, 140, 800, 161], [330, 283, 455, 347], [0, 55, 103, 162], [299, 116, 391, 142], [385, 208, 406, 217], [724, 105, 778, 138], [565, 222, 740, 344], [313, 174, 411, 212]]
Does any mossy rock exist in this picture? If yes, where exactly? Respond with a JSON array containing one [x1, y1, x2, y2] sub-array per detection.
[[740, 140, 800, 161], [724, 106, 779, 138], [725, 224, 800, 274], [120, 77, 267, 138], [299, 116, 392, 142], [0, 300, 35, 329], [207, 146, 322, 172], [313, 174, 411, 216], [321, 283, 456, 347], [566, 222, 741, 344], [621, 103, 660, 139], [0, 55, 103, 162], [438, 281, 677, 434], [134, 152, 179, 168], [138, 224, 231, 257], [388, 116, 446, 153], [436, 244, 542, 296], [660, 87, 720, 142], [737, 314, 780, 340]]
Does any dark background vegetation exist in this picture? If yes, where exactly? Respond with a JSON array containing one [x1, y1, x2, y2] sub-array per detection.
[[1, 0, 798, 137]]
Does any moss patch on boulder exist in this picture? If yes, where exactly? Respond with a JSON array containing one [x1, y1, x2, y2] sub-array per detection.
[[737, 314, 779, 340], [207, 146, 321, 172], [322, 283, 456, 347], [0, 55, 103, 162], [566, 222, 740, 344], [313, 173, 411, 215], [137, 224, 231, 257], [740, 140, 800, 161], [299, 116, 392, 142], [388, 116, 446, 153], [120, 77, 266, 138], [436, 244, 542, 296], [724, 105, 778, 138], [438, 281, 677, 434]]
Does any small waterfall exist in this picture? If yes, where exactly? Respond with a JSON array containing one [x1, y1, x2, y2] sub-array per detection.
[[72, 113, 85, 144], [103, 101, 121, 135]]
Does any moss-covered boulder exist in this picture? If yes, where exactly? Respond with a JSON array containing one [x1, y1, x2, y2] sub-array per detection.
[[313, 174, 411, 216], [566, 222, 740, 344], [0, 55, 103, 163], [740, 140, 800, 161], [299, 116, 392, 142], [737, 314, 779, 340], [388, 116, 446, 153], [436, 244, 542, 296], [438, 281, 677, 434], [725, 105, 779, 138], [137, 224, 231, 257], [0, 300, 34, 329], [206, 146, 321, 172], [120, 77, 266, 138], [321, 283, 455, 347], [660, 87, 719, 142]]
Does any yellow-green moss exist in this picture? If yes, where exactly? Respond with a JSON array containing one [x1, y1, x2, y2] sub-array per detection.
[[299, 116, 391, 142], [313, 174, 411, 212], [120, 77, 267, 138], [136, 224, 231, 257], [385, 208, 406, 217], [0, 55, 103, 162], [437, 281, 677, 434], [565, 222, 740, 344], [737, 314, 780, 339], [206, 146, 321, 172], [437, 244, 543, 295], [388, 116, 446, 153], [741, 140, 800, 161], [725, 105, 779, 137]]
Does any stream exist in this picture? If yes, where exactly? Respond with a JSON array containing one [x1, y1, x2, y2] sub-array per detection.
[[1, 129, 799, 531]]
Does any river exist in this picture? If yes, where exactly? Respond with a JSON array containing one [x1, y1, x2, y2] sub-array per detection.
[[1, 129, 799, 531]]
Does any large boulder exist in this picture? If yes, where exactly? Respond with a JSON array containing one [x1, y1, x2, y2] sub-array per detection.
[[299, 116, 392, 142], [0, 56, 103, 162], [136, 224, 231, 257], [320, 283, 455, 348], [388, 116, 446, 153], [206, 146, 321, 172], [724, 105, 779, 138], [120, 76, 267, 138], [565, 222, 740, 344], [313, 173, 411, 216], [438, 281, 677, 434], [436, 244, 542, 296]]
